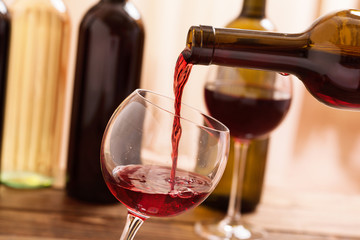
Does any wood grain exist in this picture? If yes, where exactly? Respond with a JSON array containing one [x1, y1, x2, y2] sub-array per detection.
[[0, 186, 358, 240]]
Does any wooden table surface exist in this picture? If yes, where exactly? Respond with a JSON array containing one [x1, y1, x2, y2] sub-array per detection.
[[1, 185, 360, 240]]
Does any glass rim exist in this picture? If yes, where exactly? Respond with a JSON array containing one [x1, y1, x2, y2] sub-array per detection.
[[134, 89, 230, 134]]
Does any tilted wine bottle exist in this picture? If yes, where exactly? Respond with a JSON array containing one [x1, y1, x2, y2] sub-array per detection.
[[202, 0, 273, 213], [186, 9, 360, 110], [66, 0, 145, 203]]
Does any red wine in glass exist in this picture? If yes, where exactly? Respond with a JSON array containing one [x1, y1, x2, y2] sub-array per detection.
[[204, 83, 291, 139], [102, 164, 212, 218], [196, 57, 292, 239], [102, 48, 208, 218], [100, 52, 229, 240], [103, 48, 207, 219]]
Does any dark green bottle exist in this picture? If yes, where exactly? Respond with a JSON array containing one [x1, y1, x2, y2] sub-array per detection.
[[202, 0, 273, 213]]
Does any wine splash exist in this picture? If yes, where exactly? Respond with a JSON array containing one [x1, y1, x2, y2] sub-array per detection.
[[170, 48, 193, 188]]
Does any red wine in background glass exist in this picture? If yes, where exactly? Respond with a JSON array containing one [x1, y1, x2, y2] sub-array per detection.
[[102, 164, 212, 218], [205, 83, 291, 139]]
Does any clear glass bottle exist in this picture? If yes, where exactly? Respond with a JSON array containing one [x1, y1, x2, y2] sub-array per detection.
[[1, 0, 70, 188], [186, 9, 360, 110], [66, 0, 145, 203], [202, 0, 273, 213]]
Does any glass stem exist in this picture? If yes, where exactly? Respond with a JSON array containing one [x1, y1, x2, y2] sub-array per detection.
[[119, 213, 145, 240], [224, 140, 249, 225]]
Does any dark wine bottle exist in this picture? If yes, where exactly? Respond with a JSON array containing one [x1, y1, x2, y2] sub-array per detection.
[[66, 0, 145, 203], [0, 0, 10, 180], [202, 0, 272, 213], [186, 9, 360, 110]]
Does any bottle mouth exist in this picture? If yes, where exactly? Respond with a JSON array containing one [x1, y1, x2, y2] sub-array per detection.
[[186, 25, 215, 65]]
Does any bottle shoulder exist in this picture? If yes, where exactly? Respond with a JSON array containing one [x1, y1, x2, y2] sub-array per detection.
[[11, 0, 69, 20], [226, 17, 275, 31], [307, 10, 360, 54], [81, 1, 144, 31], [0, 0, 8, 16]]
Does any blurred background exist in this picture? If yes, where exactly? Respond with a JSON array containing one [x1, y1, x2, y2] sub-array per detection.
[[3, 0, 360, 196]]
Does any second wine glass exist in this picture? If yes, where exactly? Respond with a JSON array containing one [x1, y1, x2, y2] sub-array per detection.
[[196, 66, 292, 239]]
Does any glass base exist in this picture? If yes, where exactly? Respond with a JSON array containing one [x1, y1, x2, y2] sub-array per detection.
[[195, 218, 266, 240]]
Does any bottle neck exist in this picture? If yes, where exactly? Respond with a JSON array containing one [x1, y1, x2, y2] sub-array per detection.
[[186, 25, 308, 75], [239, 0, 267, 19]]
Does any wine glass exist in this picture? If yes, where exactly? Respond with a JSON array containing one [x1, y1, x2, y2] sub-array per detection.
[[195, 66, 292, 239], [100, 89, 230, 240]]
